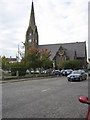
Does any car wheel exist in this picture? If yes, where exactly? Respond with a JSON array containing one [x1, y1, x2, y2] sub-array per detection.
[[85, 77, 87, 80]]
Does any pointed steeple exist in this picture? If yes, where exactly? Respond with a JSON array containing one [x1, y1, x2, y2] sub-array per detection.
[[25, 1, 39, 54], [29, 1, 36, 28]]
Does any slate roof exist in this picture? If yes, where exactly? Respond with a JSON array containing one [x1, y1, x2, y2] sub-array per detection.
[[38, 42, 86, 60]]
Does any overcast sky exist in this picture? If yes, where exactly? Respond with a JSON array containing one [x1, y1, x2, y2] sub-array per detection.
[[0, 0, 89, 59]]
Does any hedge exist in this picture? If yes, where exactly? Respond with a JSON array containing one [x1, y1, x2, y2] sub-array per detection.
[[10, 62, 26, 76]]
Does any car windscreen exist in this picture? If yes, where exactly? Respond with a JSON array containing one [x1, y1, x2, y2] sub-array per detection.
[[72, 71, 81, 74]]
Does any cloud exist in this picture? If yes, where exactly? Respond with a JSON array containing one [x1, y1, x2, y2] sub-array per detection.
[[35, 0, 88, 46]]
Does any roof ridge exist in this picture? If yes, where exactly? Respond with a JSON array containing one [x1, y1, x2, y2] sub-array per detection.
[[39, 41, 85, 46]]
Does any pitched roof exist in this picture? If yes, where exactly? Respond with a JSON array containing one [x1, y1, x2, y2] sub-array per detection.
[[38, 42, 86, 60]]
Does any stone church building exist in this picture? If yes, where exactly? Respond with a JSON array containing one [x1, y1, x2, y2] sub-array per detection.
[[25, 1, 87, 69]]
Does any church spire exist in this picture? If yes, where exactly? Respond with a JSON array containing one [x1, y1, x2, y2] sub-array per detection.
[[29, 1, 36, 27], [25, 1, 39, 54]]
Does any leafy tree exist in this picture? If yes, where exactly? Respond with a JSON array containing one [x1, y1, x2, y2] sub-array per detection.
[[40, 49, 53, 69], [2, 56, 10, 70], [23, 47, 53, 71], [24, 47, 41, 71]]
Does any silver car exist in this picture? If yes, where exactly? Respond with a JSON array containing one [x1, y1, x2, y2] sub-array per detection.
[[67, 70, 87, 82]]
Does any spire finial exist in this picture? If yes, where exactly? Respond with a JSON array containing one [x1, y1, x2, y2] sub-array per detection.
[[29, 0, 35, 26]]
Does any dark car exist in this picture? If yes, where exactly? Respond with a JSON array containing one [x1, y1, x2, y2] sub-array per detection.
[[52, 70, 61, 76], [79, 96, 90, 120], [67, 70, 87, 82]]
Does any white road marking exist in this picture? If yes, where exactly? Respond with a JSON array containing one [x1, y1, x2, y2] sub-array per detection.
[[41, 88, 51, 92]]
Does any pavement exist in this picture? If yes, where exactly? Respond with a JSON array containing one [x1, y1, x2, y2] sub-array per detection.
[[0, 76, 58, 84]]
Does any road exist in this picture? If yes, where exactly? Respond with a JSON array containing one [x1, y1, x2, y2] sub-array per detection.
[[2, 77, 88, 118]]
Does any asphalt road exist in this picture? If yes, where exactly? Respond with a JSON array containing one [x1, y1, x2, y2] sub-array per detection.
[[2, 76, 88, 118]]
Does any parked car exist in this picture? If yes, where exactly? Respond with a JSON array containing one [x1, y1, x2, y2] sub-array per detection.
[[35, 70, 40, 74], [41, 70, 45, 74], [61, 70, 65, 76], [60, 69, 73, 76], [67, 70, 87, 82], [52, 70, 61, 76], [31, 70, 34, 74], [64, 69, 73, 76], [79, 96, 90, 120], [45, 69, 52, 75], [31, 70, 40, 74]]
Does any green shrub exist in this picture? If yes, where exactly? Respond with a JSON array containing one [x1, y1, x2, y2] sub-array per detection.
[[10, 62, 26, 76], [60, 60, 83, 70]]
